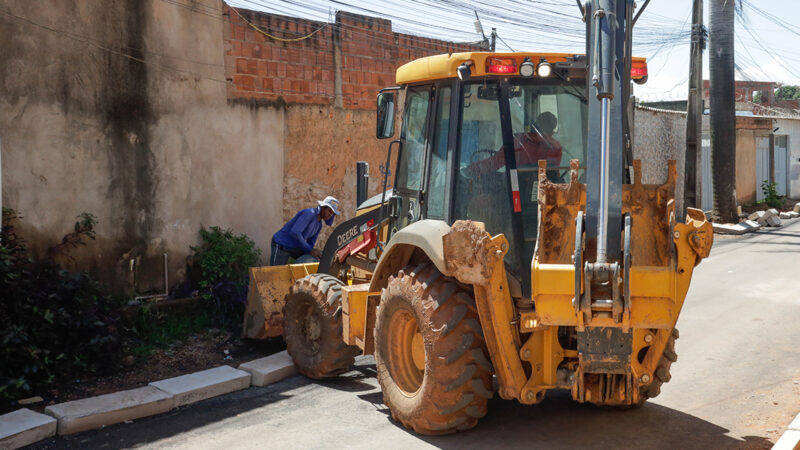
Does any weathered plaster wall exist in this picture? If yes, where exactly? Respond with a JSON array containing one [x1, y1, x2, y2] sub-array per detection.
[[0, 0, 285, 291], [734, 116, 772, 205], [632, 106, 687, 213], [223, 6, 479, 241], [774, 118, 800, 200], [734, 130, 757, 204]]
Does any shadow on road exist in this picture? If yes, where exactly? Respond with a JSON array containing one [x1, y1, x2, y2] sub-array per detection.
[[404, 390, 773, 449]]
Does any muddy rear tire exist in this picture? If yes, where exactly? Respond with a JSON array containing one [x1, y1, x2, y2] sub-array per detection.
[[374, 264, 494, 435], [639, 327, 679, 402], [283, 274, 360, 379]]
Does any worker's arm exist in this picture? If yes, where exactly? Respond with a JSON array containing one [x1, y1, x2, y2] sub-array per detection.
[[287, 209, 316, 254], [309, 231, 319, 251]]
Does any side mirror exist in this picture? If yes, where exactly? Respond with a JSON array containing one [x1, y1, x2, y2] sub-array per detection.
[[376, 92, 396, 139]]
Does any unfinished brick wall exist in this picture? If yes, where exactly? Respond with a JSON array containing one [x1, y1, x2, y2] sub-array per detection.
[[222, 5, 481, 109], [221, 4, 482, 249], [223, 6, 336, 104]]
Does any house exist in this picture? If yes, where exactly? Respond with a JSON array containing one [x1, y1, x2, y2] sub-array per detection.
[[641, 80, 800, 209]]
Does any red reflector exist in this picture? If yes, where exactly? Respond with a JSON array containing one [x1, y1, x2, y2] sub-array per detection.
[[486, 57, 516, 74], [631, 65, 648, 78], [512, 191, 522, 212]]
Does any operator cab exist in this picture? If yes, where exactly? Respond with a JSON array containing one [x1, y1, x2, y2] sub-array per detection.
[[376, 52, 647, 294]]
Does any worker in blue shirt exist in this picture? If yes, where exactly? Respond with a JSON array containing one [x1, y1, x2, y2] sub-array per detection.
[[270, 196, 340, 265]]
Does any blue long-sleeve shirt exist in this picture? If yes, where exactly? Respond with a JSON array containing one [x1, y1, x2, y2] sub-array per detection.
[[272, 206, 334, 253]]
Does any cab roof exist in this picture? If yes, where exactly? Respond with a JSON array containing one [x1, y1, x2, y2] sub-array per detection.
[[395, 52, 647, 85]]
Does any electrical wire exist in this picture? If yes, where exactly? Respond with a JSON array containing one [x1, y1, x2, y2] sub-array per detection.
[[229, 4, 330, 41]]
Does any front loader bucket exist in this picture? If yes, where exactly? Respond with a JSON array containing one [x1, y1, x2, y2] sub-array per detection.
[[242, 263, 318, 339]]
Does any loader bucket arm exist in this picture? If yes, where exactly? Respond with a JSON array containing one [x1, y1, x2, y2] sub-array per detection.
[[243, 205, 389, 339]]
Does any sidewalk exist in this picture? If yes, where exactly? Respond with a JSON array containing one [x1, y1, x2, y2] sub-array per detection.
[[0, 351, 297, 449]]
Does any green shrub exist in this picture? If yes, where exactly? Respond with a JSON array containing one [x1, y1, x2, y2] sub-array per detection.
[[0, 209, 121, 403], [191, 226, 261, 288], [760, 180, 783, 208]]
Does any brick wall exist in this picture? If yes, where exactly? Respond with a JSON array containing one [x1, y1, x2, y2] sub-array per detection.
[[221, 2, 483, 245], [223, 6, 337, 104], [223, 4, 481, 109]]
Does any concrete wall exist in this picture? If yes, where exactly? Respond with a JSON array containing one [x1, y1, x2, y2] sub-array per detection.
[[632, 106, 687, 213], [0, 1, 477, 293], [775, 118, 800, 199], [0, 0, 285, 292], [223, 6, 480, 232]]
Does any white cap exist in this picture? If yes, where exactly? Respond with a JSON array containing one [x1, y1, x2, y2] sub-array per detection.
[[318, 196, 340, 215]]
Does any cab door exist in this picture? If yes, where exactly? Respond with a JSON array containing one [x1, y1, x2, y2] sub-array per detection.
[[391, 84, 433, 234]]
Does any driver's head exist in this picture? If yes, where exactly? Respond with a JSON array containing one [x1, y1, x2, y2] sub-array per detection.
[[536, 112, 557, 136]]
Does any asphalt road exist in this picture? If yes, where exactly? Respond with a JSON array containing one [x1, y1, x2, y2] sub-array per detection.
[[36, 220, 800, 449]]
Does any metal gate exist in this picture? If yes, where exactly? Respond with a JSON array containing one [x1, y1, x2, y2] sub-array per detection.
[[756, 136, 770, 202], [701, 135, 713, 211], [775, 135, 788, 197]]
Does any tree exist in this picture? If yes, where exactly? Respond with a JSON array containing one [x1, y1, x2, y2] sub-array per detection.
[[774, 85, 800, 100], [709, 0, 738, 223]]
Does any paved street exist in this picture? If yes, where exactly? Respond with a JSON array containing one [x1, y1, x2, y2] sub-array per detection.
[[36, 220, 800, 449]]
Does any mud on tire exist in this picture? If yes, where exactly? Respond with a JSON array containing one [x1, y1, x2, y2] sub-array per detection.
[[639, 327, 679, 402], [374, 264, 494, 435], [283, 274, 360, 379]]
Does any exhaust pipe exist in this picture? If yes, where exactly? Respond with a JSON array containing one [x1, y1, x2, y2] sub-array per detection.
[[356, 161, 369, 207]]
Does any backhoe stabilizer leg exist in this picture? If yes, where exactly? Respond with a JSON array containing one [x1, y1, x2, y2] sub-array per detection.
[[442, 220, 527, 400]]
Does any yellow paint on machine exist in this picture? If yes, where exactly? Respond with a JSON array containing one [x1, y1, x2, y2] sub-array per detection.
[[242, 263, 318, 339], [395, 51, 647, 84]]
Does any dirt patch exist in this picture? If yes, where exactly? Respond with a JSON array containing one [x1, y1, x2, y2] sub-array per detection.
[[740, 197, 798, 215], [15, 333, 285, 414]]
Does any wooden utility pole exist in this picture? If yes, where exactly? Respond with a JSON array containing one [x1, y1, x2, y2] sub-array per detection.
[[684, 0, 703, 214], [709, 0, 738, 222]]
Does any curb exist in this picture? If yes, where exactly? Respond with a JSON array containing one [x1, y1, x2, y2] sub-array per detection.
[[239, 351, 298, 386], [0, 408, 56, 449], [0, 350, 298, 449], [149, 366, 250, 408], [773, 411, 800, 450]]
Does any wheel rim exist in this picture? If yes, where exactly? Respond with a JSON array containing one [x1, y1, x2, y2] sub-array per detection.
[[386, 306, 425, 395]]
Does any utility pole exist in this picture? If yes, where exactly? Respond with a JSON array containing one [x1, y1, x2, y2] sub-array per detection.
[[709, 0, 738, 222], [684, 0, 704, 214], [490, 27, 497, 52]]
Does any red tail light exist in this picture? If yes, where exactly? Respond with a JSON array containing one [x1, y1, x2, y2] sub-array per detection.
[[631, 63, 648, 79], [486, 57, 516, 74]]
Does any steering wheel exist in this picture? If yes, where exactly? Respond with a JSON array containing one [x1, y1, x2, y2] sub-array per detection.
[[470, 148, 498, 164]]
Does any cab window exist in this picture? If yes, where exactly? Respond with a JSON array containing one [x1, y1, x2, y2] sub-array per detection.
[[396, 87, 430, 192]]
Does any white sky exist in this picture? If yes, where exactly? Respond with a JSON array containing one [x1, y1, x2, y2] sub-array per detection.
[[228, 0, 800, 101]]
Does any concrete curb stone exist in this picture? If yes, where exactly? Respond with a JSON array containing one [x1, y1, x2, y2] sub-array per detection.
[[239, 350, 298, 387], [44, 386, 172, 435], [149, 365, 250, 408], [790, 412, 800, 431], [5, 354, 295, 446], [767, 215, 783, 227], [772, 429, 800, 450], [0, 408, 57, 449], [741, 220, 762, 231], [773, 411, 800, 450], [712, 223, 749, 235]]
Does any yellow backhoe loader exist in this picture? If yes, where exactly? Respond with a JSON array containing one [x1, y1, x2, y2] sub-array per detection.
[[254, 0, 713, 435]]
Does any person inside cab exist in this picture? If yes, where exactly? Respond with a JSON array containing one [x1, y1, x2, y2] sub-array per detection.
[[468, 111, 563, 177]]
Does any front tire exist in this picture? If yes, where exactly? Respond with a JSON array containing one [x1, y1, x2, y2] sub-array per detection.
[[374, 264, 494, 435], [283, 274, 360, 379]]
